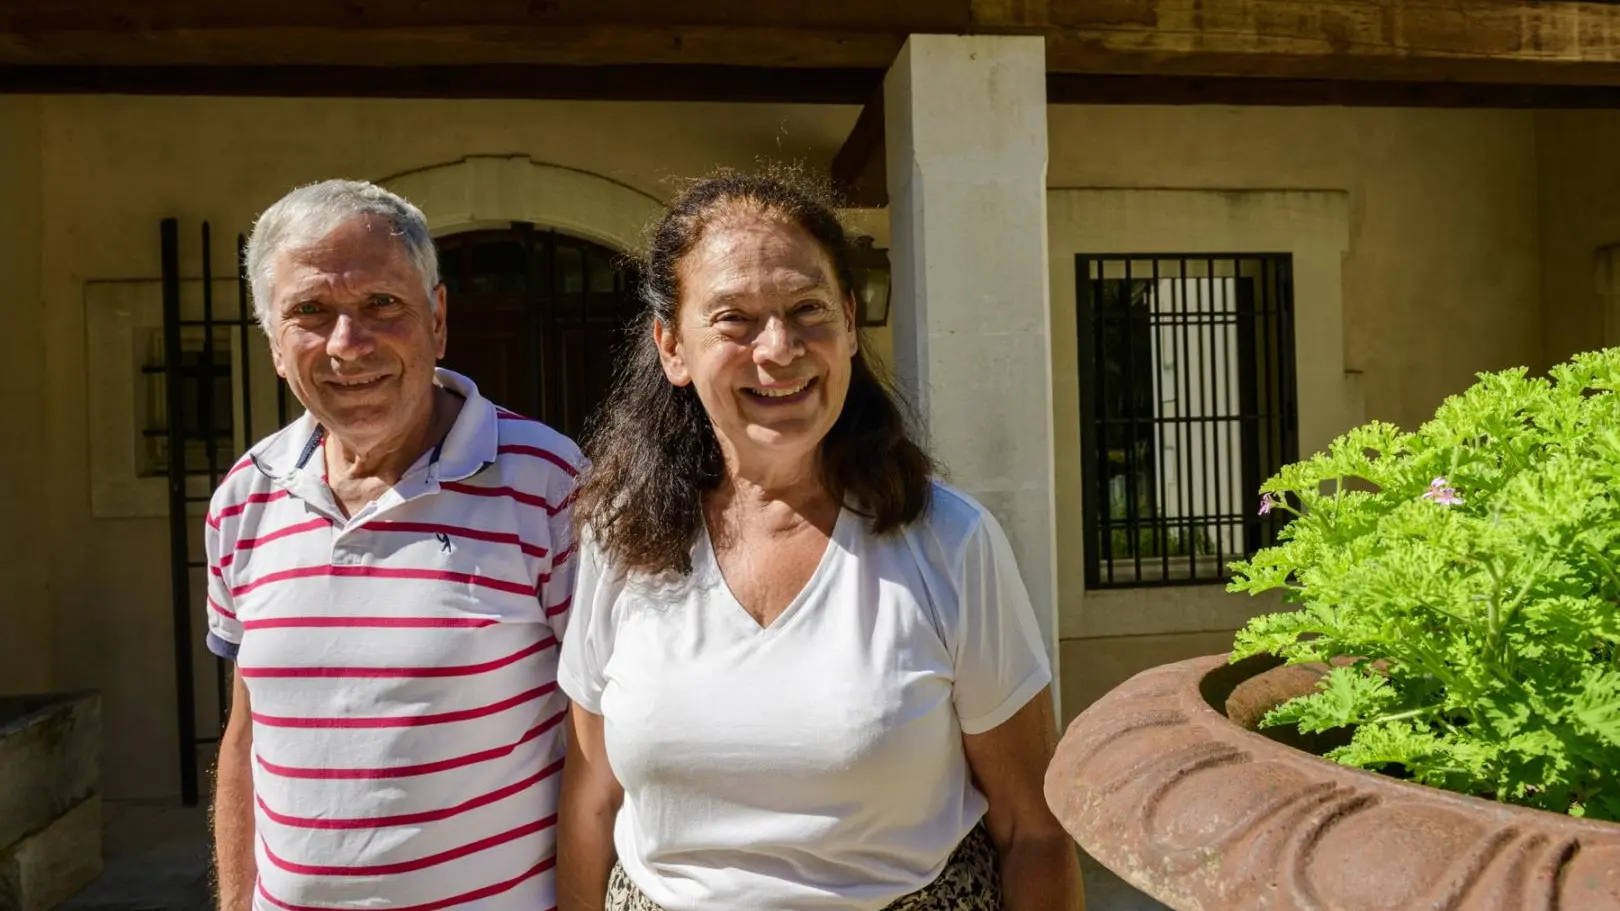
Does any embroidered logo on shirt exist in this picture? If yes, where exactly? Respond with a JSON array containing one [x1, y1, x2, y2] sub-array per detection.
[[435, 532, 453, 553]]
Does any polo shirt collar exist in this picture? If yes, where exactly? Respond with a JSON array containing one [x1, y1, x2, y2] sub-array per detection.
[[249, 367, 499, 488], [431, 368, 500, 482]]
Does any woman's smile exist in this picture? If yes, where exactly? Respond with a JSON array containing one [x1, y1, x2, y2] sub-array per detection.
[[743, 376, 819, 404]]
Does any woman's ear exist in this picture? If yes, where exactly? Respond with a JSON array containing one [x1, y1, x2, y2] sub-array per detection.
[[653, 318, 692, 386]]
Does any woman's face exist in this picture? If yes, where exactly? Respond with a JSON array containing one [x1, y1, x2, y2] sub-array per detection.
[[654, 211, 857, 475]]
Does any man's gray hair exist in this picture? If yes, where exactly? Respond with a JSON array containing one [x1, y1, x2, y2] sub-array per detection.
[[243, 179, 439, 333]]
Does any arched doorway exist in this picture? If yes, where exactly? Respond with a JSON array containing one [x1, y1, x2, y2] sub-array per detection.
[[437, 224, 640, 440]]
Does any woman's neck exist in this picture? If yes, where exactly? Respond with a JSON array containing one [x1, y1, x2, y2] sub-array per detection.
[[715, 438, 824, 499], [707, 438, 843, 533], [707, 467, 839, 540]]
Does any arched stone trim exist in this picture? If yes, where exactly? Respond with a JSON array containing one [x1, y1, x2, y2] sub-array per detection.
[[380, 155, 663, 254]]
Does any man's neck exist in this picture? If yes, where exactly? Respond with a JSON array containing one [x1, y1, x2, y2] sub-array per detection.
[[324, 387, 456, 488]]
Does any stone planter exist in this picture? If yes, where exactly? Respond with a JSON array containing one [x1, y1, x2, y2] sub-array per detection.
[[1044, 654, 1620, 910], [0, 694, 102, 911]]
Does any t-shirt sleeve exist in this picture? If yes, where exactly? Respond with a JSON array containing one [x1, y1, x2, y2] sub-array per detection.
[[556, 534, 616, 715], [950, 508, 1053, 736], [203, 505, 244, 661]]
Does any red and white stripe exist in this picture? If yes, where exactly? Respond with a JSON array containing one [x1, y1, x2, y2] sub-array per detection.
[[203, 372, 582, 911]]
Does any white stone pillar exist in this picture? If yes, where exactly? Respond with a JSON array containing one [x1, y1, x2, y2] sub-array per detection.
[[884, 36, 1060, 686]]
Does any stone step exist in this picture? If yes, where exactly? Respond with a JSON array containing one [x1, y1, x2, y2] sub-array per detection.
[[0, 694, 102, 911], [0, 796, 102, 911], [0, 694, 100, 851]]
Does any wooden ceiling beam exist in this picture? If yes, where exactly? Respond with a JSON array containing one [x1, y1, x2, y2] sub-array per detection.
[[831, 86, 887, 208], [8, 1, 1620, 86], [1047, 73, 1620, 108], [0, 1, 973, 34], [0, 26, 910, 69], [0, 64, 885, 103], [1040, 0, 1620, 86]]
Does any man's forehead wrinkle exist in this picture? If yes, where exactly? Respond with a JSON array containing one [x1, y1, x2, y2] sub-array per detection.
[[282, 217, 412, 273], [278, 231, 416, 276], [287, 240, 398, 269], [276, 257, 416, 306]]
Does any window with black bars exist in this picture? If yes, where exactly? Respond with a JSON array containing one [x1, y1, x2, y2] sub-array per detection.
[[140, 332, 235, 478], [1076, 254, 1299, 589]]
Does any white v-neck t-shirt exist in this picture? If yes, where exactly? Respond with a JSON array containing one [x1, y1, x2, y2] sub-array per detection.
[[557, 483, 1052, 911]]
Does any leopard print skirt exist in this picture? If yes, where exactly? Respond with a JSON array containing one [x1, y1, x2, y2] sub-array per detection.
[[603, 821, 1001, 911]]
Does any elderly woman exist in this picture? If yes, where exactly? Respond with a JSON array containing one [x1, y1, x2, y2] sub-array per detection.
[[556, 173, 1082, 911]]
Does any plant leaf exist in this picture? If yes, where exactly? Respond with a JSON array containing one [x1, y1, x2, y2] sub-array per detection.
[[1572, 670, 1620, 748]]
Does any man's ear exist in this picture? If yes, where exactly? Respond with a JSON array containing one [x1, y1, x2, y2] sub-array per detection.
[[431, 284, 449, 360], [652, 318, 691, 386], [267, 317, 289, 378], [270, 338, 288, 378]]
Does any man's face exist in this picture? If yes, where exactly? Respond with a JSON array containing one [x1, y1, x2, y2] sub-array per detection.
[[267, 214, 446, 449]]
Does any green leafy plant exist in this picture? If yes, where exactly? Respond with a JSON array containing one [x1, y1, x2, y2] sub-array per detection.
[[1228, 349, 1620, 821]]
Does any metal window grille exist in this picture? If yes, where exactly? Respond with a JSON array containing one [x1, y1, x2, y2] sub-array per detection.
[[1076, 254, 1299, 589], [141, 338, 235, 477]]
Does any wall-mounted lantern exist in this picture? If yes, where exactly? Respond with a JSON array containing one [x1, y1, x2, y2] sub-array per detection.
[[850, 235, 892, 327]]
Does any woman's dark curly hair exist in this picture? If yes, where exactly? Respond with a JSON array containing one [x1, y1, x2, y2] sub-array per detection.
[[573, 169, 934, 576]]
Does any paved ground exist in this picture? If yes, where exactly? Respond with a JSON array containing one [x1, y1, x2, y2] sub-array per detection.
[[60, 800, 1171, 911], [59, 801, 212, 911]]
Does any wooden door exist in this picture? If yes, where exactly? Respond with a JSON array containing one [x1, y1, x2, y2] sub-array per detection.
[[437, 226, 639, 440]]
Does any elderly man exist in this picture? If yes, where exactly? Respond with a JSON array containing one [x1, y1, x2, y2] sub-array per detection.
[[205, 179, 580, 911]]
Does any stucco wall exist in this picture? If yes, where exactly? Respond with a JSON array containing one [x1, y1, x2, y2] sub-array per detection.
[[11, 95, 1564, 794], [33, 96, 859, 798], [0, 96, 51, 695], [1536, 110, 1620, 366], [1045, 105, 1545, 724]]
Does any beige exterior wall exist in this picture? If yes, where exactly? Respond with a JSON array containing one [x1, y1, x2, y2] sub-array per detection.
[[1536, 110, 1620, 365], [1045, 106, 1545, 725], [0, 96, 52, 695], [1047, 187, 1349, 722], [7, 95, 1589, 792]]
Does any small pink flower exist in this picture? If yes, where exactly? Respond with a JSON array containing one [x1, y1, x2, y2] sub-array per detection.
[[1422, 477, 1463, 506], [1258, 493, 1279, 516]]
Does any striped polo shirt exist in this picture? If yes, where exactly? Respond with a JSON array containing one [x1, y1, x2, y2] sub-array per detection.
[[204, 368, 580, 911]]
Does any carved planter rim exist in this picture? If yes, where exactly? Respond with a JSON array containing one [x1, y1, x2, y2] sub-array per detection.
[[1045, 653, 1620, 911]]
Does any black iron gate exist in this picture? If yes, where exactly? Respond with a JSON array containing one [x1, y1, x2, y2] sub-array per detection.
[[159, 218, 294, 806], [160, 219, 638, 805]]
